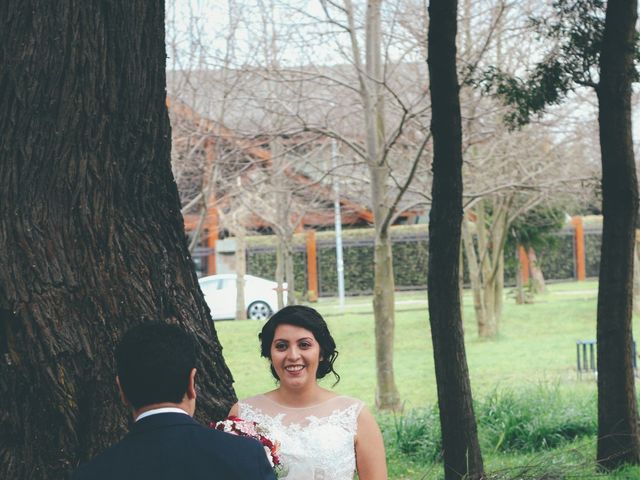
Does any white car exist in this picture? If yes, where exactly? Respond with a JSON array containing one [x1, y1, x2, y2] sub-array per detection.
[[198, 274, 287, 320]]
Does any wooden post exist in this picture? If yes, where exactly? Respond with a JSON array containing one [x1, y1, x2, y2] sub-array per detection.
[[306, 230, 318, 302], [572, 216, 586, 281], [518, 245, 529, 284]]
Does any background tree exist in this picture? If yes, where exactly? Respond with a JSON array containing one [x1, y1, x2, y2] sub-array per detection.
[[0, 1, 235, 478], [472, 0, 640, 469], [595, 0, 640, 468], [427, 0, 485, 478], [456, 0, 595, 337]]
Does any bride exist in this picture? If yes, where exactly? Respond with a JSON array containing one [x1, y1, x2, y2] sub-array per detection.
[[229, 305, 387, 480]]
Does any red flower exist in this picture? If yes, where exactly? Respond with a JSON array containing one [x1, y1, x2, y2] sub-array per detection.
[[211, 416, 282, 470]]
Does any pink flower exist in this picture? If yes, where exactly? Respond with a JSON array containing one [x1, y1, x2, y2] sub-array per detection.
[[211, 416, 282, 472]]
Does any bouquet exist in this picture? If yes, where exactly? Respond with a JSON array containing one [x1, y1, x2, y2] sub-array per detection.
[[212, 416, 283, 474]]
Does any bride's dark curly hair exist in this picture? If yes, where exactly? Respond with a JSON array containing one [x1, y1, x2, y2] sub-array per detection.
[[259, 305, 340, 385]]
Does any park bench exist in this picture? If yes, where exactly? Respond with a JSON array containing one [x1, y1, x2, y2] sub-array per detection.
[[576, 340, 637, 379]]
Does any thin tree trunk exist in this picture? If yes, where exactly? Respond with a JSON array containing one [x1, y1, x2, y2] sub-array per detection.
[[494, 250, 504, 327], [275, 240, 285, 309], [596, 0, 640, 469], [527, 247, 546, 294], [235, 227, 247, 320], [371, 166, 401, 410], [284, 237, 296, 305], [476, 201, 499, 337], [270, 138, 290, 308], [372, 227, 400, 410], [481, 279, 498, 337], [461, 219, 487, 335], [0, 2, 235, 478], [363, 0, 401, 411], [427, 0, 485, 477], [515, 247, 526, 305]]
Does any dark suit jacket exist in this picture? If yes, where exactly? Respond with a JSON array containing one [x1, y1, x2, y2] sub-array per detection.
[[71, 413, 276, 480]]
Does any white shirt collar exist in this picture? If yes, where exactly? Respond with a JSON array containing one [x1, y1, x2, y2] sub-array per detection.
[[135, 407, 190, 422]]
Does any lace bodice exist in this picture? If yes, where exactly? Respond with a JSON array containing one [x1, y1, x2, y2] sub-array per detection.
[[238, 394, 364, 480]]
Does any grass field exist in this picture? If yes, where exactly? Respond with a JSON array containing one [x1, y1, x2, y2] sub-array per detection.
[[214, 280, 640, 479]]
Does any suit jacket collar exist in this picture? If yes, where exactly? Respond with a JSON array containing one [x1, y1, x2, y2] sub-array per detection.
[[130, 412, 200, 435]]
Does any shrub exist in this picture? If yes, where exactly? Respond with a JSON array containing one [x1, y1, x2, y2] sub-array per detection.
[[381, 386, 597, 468], [476, 386, 596, 453], [379, 406, 442, 463]]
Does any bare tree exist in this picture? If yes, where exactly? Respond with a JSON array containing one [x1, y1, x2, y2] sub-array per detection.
[[456, 0, 598, 337]]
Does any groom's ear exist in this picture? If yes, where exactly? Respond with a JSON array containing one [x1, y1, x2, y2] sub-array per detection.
[[115, 376, 129, 407], [186, 368, 197, 400]]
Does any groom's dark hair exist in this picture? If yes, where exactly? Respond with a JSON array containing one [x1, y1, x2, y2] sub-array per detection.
[[116, 322, 197, 410]]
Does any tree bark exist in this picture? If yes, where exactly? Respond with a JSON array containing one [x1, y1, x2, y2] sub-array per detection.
[[0, 2, 236, 478], [275, 241, 285, 309], [596, 0, 640, 469], [283, 237, 296, 306], [364, 0, 401, 411], [372, 224, 400, 410], [427, 0, 485, 478], [527, 248, 546, 294], [235, 226, 247, 320], [461, 219, 487, 334], [633, 236, 640, 315], [465, 197, 512, 338]]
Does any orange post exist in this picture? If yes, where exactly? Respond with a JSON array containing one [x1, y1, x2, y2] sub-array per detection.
[[206, 209, 218, 275], [518, 245, 530, 284], [306, 230, 318, 302], [572, 216, 586, 281]]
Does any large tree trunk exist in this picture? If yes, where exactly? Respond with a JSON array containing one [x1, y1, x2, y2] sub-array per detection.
[[427, 0, 485, 478], [0, 2, 235, 478], [596, 0, 640, 469], [633, 235, 640, 315]]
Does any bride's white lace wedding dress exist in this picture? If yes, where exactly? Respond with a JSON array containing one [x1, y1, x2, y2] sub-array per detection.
[[238, 394, 364, 480]]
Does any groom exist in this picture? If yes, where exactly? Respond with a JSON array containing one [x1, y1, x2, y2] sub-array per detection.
[[72, 322, 275, 480]]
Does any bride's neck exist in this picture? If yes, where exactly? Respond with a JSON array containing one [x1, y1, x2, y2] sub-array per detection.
[[273, 384, 327, 407]]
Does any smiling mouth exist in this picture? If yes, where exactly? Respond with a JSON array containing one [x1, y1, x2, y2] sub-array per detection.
[[285, 365, 304, 372]]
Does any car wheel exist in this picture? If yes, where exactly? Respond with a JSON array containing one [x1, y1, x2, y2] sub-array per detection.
[[247, 301, 272, 320]]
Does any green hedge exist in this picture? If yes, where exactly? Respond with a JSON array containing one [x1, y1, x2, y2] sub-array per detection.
[[538, 234, 575, 281], [584, 232, 601, 278], [245, 228, 597, 297], [247, 250, 307, 296]]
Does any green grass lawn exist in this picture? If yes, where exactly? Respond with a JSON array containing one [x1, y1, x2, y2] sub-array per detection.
[[214, 280, 640, 479]]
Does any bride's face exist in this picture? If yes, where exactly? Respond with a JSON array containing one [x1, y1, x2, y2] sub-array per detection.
[[270, 323, 321, 389]]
